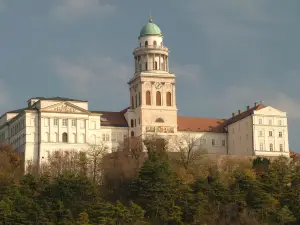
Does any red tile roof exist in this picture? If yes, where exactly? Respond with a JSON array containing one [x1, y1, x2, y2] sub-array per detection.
[[92, 110, 128, 127], [177, 116, 226, 133]]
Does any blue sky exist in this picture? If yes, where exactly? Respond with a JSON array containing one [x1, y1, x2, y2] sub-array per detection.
[[0, 0, 299, 152]]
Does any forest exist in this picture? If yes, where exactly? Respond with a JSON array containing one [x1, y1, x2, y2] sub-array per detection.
[[0, 135, 300, 225]]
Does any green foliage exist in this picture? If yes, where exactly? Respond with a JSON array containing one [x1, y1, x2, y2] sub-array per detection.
[[1, 140, 300, 225]]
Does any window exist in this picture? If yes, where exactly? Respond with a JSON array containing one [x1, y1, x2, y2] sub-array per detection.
[[134, 119, 136, 127], [131, 119, 134, 127], [81, 134, 85, 143], [145, 41, 148, 46], [279, 132, 283, 138], [222, 140, 226, 146], [146, 91, 151, 105], [166, 92, 172, 106], [260, 142, 264, 151], [72, 119, 76, 127], [139, 92, 141, 106], [131, 96, 134, 109], [269, 143, 273, 151], [102, 134, 106, 141], [135, 94, 138, 108], [62, 132, 68, 143], [155, 118, 164, 123], [280, 144, 283, 152], [156, 91, 161, 106], [54, 118, 58, 126], [269, 120, 272, 125], [131, 131, 134, 137], [45, 132, 49, 142], [259, 119, 262, 124], [278, 120, 282, 126], [102, 134, 109, 142], [153, 40, 157, 46], [259, 131, 263, 137], [91, 121, 96, 129], [62, 119, 68, 126], [212, 139, 215, 146], [269, 131, 273, 137], [44, 118, 49, 127], [145, 62, 148, 70], [81, 120, 85, 128], [111, 133, 117, 142], [154, 61, 158, 70], [200, 138, 206, 145]]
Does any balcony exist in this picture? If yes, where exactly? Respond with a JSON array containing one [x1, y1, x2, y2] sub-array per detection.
[[134, 45, 168, 52]]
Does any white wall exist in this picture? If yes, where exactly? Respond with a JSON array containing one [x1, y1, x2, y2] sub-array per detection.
[[227, 116, 253, 156]]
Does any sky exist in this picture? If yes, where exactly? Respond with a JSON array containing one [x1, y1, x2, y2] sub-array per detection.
[[0, 0, 299, 152]]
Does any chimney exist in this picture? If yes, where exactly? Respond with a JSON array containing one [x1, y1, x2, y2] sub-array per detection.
[[232, 112, 236, 117], [254, 102, 258, 107], [238, 110, 241, 114], [246, 105, 250, 110]]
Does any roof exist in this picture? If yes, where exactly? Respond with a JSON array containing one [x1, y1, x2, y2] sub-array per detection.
[[6, 108, 28, 114], [29, 97, 87, 102], [92, 110, 128, 127], [290, 150, 300, 159], [223, 104, 266, 127], [177, 116, 226, 133], [139, 17, 162, 37]]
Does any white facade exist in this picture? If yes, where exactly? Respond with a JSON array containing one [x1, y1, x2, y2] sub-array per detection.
[[0, 18, 291, 167]]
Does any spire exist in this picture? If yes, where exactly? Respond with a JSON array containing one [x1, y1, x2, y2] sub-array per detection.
[[149, 12, 152, 23]]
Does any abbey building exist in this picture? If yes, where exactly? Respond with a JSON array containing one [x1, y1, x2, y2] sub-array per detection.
[[0, 18, 290, 166]]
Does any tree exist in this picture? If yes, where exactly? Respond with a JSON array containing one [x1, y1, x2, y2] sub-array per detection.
[[131, 145, 183, 224], [87, 142, 108, 184]]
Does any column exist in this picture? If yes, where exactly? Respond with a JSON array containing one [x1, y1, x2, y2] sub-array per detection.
[[166, 56, 169, 72], [159, 54, 161, 70]]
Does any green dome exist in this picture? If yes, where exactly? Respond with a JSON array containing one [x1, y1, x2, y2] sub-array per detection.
[[139, 17, 162, 37]]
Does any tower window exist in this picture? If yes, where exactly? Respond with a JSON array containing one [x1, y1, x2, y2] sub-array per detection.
[[156, 91, 161, 106], [145, 62, 148, 70], [131, 96, 134, 109], [131, 119, 134, 128], [135, 94, 138, 108], [62, 132, 68, 143], [166, 92, 172, 106], [154, 61, 158, 70], [139, 92, 141, 105], [146, 91, 151, 105], [145, 41, 148, 46], [153, 40, 157, 46]]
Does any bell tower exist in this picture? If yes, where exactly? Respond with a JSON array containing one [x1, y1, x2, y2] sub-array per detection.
[[126, 17, 178, 138]]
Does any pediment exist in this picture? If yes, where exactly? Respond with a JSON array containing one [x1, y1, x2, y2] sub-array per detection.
[[255, 106, 286, 116], [41, 102, 89, 114]]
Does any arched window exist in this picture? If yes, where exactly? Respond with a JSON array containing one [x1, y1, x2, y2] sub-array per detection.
[[135, 94, 138, 108], [145, 41, 148, 46], [153, 40, 157, 46], [62, 132, 68, 143], [155, 118, 164, 123], [260, 142, 264, 151], [166, 92, 172, 106], [154, 61, 158, 70], [145, 62, 148, 70], [131, 131, 134, 137], [146, 91, 151, 105], [156, 91, 161, 106], [131, 119, 134, 127]]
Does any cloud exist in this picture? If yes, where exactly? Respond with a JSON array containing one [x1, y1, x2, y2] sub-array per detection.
[[51, 0, 115, 22], [52, 56, 132, 105]]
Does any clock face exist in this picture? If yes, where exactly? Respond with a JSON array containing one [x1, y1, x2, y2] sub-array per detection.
[[155, 82, 162, 89]]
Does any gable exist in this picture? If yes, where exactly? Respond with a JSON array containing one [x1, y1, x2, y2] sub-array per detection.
[[41, 102, 89, 114], [254, 106, 286, 117]]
